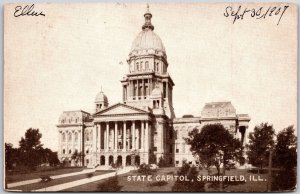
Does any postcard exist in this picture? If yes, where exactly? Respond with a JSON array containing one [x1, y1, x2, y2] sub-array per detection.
[[4, 2, 297, 192]]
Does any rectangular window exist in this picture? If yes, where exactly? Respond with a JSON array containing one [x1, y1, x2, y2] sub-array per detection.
[[176, 149, 179, 153], [176, 161, 179, 164], [153, 147, 157, 151]]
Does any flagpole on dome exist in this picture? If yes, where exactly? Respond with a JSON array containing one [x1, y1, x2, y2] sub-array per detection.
[[142, 3, 154, 30]]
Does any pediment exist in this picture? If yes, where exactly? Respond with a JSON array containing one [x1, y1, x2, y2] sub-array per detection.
[[94, 103, 148, 116]]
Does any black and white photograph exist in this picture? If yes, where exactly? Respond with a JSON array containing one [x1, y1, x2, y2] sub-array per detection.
[[4, 2, 297, 192]]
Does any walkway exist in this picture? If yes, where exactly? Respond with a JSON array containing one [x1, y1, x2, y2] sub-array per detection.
[[33, 168, 130, 192], [7, 167, 132, 192], [8, 168, 99, 188]]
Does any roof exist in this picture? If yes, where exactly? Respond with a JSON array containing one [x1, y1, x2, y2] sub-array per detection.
[[201, 101, 236, 118], [130, 29, 165, 54], [95, 91, 108, 103]]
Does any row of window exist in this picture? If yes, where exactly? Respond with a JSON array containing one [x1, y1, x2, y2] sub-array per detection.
[[62, 148, 91, 155], [62, 132, 79, 142], [62, 148, 78, 154], [60, 117, 80, 124], [131, 61, 163, 72]]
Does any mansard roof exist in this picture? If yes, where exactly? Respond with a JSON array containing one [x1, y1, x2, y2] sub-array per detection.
[[57, 110, 93, 126], [201, 101, 236, 118]]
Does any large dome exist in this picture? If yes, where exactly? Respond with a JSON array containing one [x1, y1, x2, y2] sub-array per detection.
[[130, 29, 165, 54]]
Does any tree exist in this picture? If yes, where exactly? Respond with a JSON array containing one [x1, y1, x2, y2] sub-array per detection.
[[71, 150, 84, 166], [186, 124, 243, 176], [19, 128, 44, 169], [271, 126, 297, 191], [273, 125, 297, 169], [246, 123, 275, 172], [40, 148, 60, 166], [5, 143, 18, 170]]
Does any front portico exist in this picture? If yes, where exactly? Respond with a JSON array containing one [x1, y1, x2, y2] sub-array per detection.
[[92, 103, 152, 167]]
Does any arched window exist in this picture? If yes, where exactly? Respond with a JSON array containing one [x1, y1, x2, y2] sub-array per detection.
[[62, 133, 66, 142], [85, 131, 89, 141], [89, 130, 93, 141], [140, 61, 143, 70], [136, 62, 139, 71], [86, 149, 89, 154], [68, 132, 72, 141], [75, 132, 78, 142], [63, 149, 65, 154]]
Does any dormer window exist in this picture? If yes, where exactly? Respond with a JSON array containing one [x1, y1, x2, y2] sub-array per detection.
[[145, 61, 149, 70]]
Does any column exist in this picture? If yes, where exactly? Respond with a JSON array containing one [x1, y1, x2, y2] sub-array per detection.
[[136, 126, 139, 150], [123, 121, 126, 151], [132, 81, 134, 97], [106, 122, 109, 150], [114, 122, 118, 150], [72, 130, 75, 154], [166, 82, 169, 99], [79, 129, 82, 155], [141, 121, 144, 151], [58, 131, 61, 154], [93, 126, 97, 154], [137, 80, 139, 98], [145, 121, 149, 152], [132, 121, 136, 150], [142, 79, 145, 97], [98, 124, 101, 150]]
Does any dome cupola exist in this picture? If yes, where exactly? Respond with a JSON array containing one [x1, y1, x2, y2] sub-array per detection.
[[95, 88, 108, 112]]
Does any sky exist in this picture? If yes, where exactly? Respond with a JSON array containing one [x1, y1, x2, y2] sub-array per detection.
[[4, 3, 297, 151]]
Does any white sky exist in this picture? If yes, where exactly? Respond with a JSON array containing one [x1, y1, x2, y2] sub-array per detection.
[[4, 3, 297, 151]]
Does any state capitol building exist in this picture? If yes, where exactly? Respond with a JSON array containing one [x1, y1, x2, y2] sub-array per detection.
[[57, 6, 250, 168]]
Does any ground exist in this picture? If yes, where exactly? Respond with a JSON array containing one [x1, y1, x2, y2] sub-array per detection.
[[6, 166, 277, 192], [63, 168, 270, 192], [6, 166, 85, 183]]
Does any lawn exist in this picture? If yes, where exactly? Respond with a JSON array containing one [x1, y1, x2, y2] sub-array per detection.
[[6, 167, 86, 183], [9, 170, 114, 191], [7, 166, 282, 192], [63, 167, 272, 192], [62, 167, 178, 192]]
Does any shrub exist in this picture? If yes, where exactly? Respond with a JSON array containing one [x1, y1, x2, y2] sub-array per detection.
[[172, 163, 205, 192], [138, 163, 155, 175], [40, 175, 52, 183], [86, 173, 94, 178], [150, 181, 168, 187], [272, 169, 296, 191], [97, 176, 122, 191]]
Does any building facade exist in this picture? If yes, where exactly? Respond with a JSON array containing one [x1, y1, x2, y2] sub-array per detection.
[[57, 7, 250, 167]]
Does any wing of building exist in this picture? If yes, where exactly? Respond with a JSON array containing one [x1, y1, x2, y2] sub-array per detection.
[[57, 6, 250, 168]]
